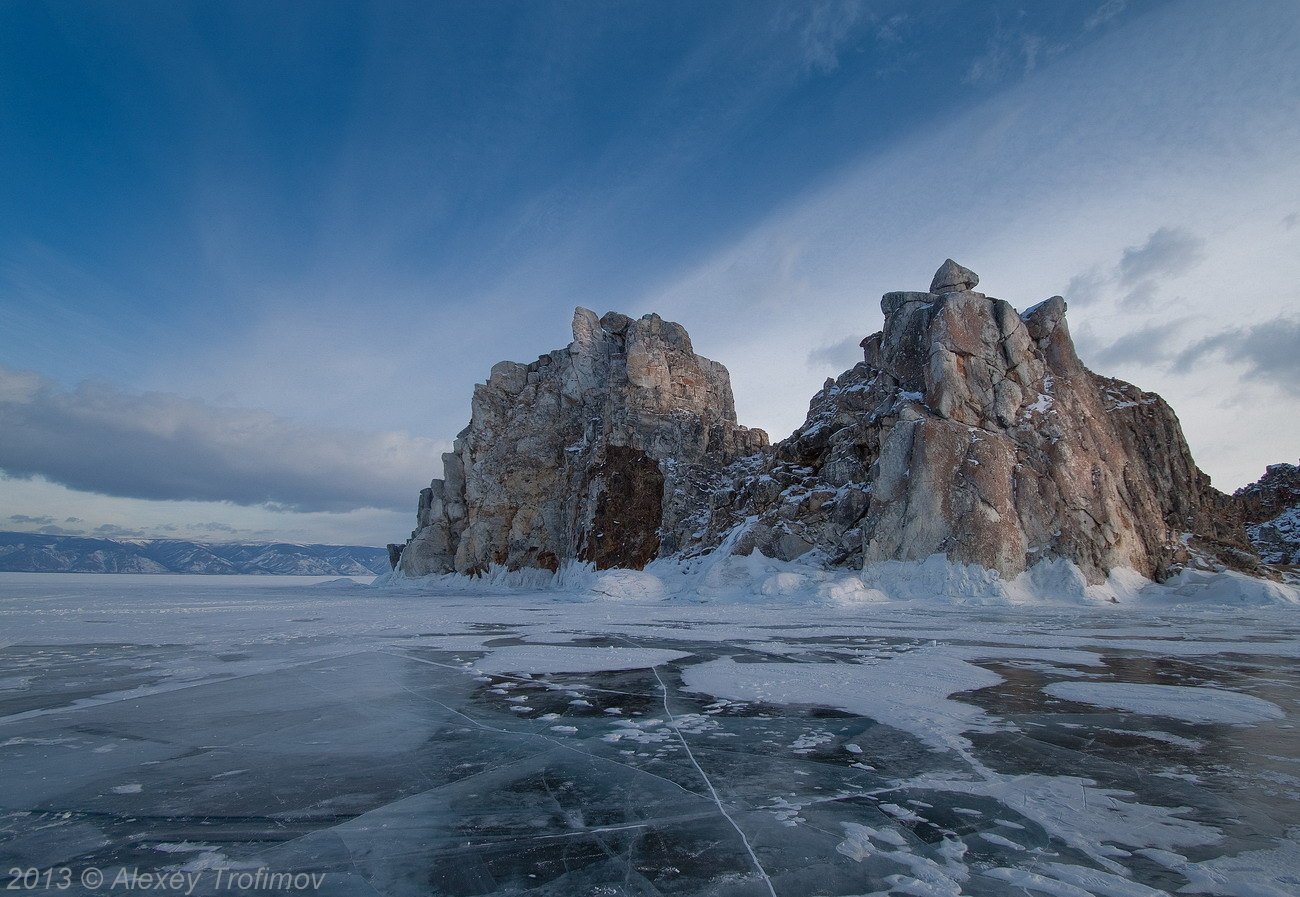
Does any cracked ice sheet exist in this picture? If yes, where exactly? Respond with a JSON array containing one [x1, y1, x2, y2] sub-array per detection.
[[2, 574, 1300, 897], [471, 645, 693, 675]]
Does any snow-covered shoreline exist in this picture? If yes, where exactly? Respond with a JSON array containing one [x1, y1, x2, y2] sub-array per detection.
[[375, 549, 1300, 608]]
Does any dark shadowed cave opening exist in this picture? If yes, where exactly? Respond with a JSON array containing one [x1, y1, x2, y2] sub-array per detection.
[[581, 445, 664, 570]]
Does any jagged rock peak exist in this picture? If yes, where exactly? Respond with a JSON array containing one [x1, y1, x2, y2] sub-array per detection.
[[930, 258, 979, 294], [674, 265, 1258, 584]]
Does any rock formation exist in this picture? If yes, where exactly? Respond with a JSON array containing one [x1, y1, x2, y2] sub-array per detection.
[[394, 310, 767, 575], [392, 260, 1264, 584], [682, 262, 1262, 582], [1235, 462, 1300, 567]]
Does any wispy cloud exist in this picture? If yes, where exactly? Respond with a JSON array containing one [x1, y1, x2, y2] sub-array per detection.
[[965, 24, 1051, 84], [1174, 317, 1300, 395], [0, 365, 444, 512], [807, 335, 865, 372], [1077, 319, 1190, 368], [7, 514, 55, 526], [774, 0, 873, 74], [0, 472, 410, 544], [1085, 0, 1128, 32], [1060, 225, 1207, 309], [1118, 226, 1206, 284]]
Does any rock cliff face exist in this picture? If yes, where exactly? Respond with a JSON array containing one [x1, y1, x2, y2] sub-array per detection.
[[696, 263, 1262, 582], [395, 310, 767, 575], [392, 261, 1261, 584], [1236, 462, 1300, 567]]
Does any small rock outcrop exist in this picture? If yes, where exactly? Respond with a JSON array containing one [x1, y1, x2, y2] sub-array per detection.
[[393, 261, 1263, 585], [395, 310, 767, 576], [1236, 462, 1300, 567]]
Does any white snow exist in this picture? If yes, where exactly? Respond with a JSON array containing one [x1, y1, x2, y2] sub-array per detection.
[[381, 539, 1300, 608], [904, 771, 1222, 863], [985, 863, 1170, 896], [1142, 839, 1300, 897], [681, 648, 1003, 752], [1044, 682, 1284, 724], [1149, 567, 1300, 606], [589, 568, 669, 601], [1027, 392, 1054, 414]]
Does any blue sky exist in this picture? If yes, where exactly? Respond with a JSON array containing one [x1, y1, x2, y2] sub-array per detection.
[[2, 0, 1298, 546]]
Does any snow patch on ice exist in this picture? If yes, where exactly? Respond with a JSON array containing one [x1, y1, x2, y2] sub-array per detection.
[[681, 648, 1003, 752], [1142, 836, 1300, 897], [903, 771, 1222, 864], [589, 568, 668, 602], [1044, 682, 1284, 724]]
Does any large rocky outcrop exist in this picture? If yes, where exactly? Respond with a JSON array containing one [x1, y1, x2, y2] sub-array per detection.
[[392, 261, 1261, 584], [394, 310, 767, 575]]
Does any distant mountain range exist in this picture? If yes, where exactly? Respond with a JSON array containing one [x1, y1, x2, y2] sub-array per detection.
[[0, 532, 388, 575]]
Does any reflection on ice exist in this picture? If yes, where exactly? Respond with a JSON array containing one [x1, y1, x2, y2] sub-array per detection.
[[0, 574, 1297, 896]]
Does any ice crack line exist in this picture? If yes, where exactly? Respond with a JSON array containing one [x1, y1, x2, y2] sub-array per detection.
[[651, 665, 778, 897]]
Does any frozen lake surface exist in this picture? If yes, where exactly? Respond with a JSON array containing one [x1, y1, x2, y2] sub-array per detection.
[[1, 573, 1298, 896]]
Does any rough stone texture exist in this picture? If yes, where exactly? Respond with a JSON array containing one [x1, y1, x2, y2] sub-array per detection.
[[396, 309, 767, 575], [395, 261, 1262, 585], [930, 258, 979, 294], [1236, 462, 1300, 523], [1236, 462, 1300, 567], [686, 264, 1260, 583]]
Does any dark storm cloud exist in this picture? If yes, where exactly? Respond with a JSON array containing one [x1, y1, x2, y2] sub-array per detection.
[[0, 365, 442, 512], [1174, 317, 1300, 395]]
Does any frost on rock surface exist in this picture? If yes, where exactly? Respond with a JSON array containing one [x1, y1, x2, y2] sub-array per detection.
[[393, 261, 1266, 586]]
